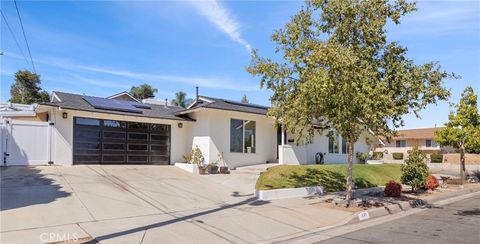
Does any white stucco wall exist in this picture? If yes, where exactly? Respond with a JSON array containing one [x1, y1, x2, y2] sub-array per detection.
[[50, 108, 191, 165], [278, 145, 307, 165], [280, 130, 373, 164], [187, 109, 277, 169]]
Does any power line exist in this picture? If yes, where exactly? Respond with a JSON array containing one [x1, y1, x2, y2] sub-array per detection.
[[13, 0, 36, 73], [0, 9, 30, 67]]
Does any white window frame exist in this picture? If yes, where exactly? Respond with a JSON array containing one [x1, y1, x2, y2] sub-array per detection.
[[230, 118, 256, 154], [396, 140, 406, 148], [328, 130, 340, 154]]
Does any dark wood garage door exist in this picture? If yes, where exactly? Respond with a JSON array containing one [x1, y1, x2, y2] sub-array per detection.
[[73, 117, 170, 164]]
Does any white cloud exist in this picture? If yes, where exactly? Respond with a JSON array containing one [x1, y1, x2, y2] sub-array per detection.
[[4, 51, 259, 91], [187, 0, 252, 52], [394, 2, 480, 35]]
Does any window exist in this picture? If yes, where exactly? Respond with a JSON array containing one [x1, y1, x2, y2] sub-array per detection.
[[104, 120, 126, 128], [396, 140, 406, 147], [341, 138, 348, 154], [75, 118, 100, 126], [128, 122, 148, 130], [426, 139, 438, 147], [328, 131, 340, 154], [151, 124, 169, 134], [230, 119, 256, 153]]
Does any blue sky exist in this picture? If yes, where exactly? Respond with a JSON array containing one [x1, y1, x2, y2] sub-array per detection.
[[1, 0, 479, 129]]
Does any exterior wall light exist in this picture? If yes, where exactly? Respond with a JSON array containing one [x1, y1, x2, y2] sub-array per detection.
[[62, 112, 68, 119], [178, 123, 183, 128]]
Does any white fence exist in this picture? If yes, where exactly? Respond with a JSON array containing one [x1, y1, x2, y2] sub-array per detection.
[[0, 119, 52, 166]]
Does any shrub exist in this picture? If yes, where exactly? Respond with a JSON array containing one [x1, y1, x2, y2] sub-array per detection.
[[430, 153, 443, 163], [392, 153, 404, 160], [384, 181, 402, 197], [191, 146, 204, 165], [182, 152, 192, 163], [425, 175, 439, 190], [356, 152, 368, 163], [401, 146, 429, 192], [372, 152, 383, 160]]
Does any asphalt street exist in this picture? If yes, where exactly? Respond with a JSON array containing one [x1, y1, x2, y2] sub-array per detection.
[[321, 194, 480, 244]]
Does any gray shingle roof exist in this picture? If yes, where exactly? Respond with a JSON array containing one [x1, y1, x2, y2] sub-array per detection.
[[178, 95, 270, 116], [41, 91, 193, 121]]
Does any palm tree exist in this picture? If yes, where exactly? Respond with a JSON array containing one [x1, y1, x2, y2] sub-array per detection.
[[171, 91, 192, 108]]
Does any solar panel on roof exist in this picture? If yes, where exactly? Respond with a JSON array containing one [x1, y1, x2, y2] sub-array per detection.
[[125, 101, 151, 109], [82, 96, 143, 113]]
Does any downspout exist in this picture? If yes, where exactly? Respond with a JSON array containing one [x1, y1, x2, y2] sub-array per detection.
[[48, 107, 55, 165]]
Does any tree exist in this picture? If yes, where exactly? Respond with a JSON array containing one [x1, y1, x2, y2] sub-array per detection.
[[401, 146, 429, 192], [130, 83, 158, 100], [170, 91, 192, 108], [247, 0, 452, 204], [241, 94, 249, 103], [9, 70, 50, 104], [435, 86, 480, 184]]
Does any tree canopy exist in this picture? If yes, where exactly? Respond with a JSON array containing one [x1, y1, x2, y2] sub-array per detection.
[[241, 94, 249, 103], [9, 70, 50, 104], [435, 86, 480, 154], [247, 0, 452, 202], [170, 91, 192, 108], [130, 83, 157, 100]]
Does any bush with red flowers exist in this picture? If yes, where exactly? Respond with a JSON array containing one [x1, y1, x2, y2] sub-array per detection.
[[425, 175, 439, 190], [384, 181, 402, 197]]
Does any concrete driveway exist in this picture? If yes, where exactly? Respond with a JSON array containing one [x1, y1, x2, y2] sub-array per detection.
[[1, 165, 352, 243]]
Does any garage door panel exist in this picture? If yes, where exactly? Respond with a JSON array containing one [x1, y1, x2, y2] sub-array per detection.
[[127, 132, 148, 141], [102, 142, 125, 151], [102, 155, 126, 163], [150, 134, 169, 143], [74, 141, 101, 150], [75, 129, 101, 140], [150, 156, 169, 164], [127, 155, 149, 163], [74, 155, 101, 163], [102, 131, 126, 140], [73, 117, 170, 165]]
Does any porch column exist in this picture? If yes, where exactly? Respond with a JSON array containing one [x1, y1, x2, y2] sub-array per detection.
[[281, 125, 285, 145]]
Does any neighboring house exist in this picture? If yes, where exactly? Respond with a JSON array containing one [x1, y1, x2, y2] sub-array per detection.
[[0, 89, 374, 168], [376, 127, 452, 162]]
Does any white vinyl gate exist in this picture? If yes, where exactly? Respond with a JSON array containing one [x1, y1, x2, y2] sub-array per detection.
[[1, 119, 52, 166]]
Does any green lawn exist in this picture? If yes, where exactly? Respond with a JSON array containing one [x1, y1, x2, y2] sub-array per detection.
[[256, 164, 402, 192]]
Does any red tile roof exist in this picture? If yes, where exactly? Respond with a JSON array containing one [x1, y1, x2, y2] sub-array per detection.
[[393, 127, 445, 140]]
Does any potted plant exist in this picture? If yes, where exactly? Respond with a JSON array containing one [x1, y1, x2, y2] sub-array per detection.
[[198, 164, 207, 175], [207, 162, 219, 174], [191, 146, 206, 175], [217, 153, 229, 174]]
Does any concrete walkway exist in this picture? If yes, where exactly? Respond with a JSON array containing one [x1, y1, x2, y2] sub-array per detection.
[[1, 165, 352, 243]]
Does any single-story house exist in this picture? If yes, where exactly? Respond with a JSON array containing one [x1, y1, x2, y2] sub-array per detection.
[[0, 89, 376, 168], [375, 127, 455, 162]]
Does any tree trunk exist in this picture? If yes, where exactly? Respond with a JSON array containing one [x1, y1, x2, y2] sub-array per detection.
[[345, 140, 354, 205], [460, 141, 466, 185]]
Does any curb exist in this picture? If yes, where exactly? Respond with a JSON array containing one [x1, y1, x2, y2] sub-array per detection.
[[272, 186, 480, 244], [255, 186, 323, 200], [347, 185, 480, 224]]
